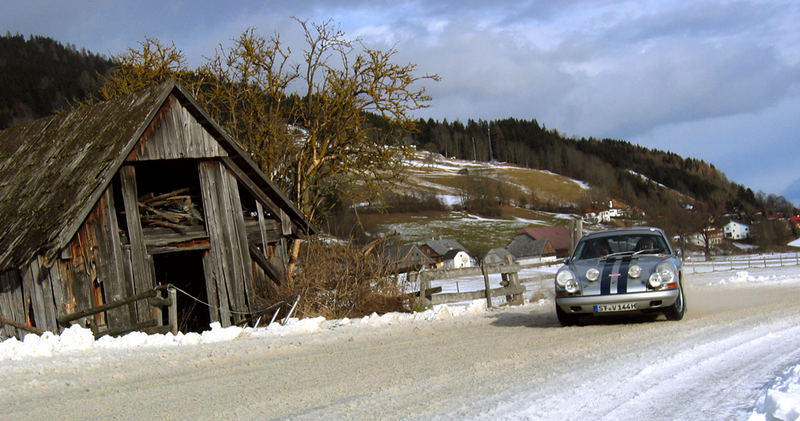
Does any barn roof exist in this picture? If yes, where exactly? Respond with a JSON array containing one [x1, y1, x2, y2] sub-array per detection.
[[0, 80, 313, 271], [507, 237, 552, 259], [516, 226, 570, 251], [421, 239, 469, 257]]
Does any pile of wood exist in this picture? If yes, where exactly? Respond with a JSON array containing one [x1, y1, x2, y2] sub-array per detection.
[[138, 188, 204, 231]]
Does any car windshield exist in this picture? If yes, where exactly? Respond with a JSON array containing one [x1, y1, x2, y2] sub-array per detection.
[[574, 234, 667, 260]]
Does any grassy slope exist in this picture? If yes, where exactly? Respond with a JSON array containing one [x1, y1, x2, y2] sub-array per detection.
[[361, 151, 588, 257]]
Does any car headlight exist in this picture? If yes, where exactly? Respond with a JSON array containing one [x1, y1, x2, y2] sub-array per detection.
[[628, 264, 642, 279], [586, 268, 600, 282], [564, 279, 579, 294], [556, 270, 580, 294], [648, 262, 676, 289], [556, 270, 574, 287]]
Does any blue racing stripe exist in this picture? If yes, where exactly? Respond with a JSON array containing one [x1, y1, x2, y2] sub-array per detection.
[[600, 261, 613, 295], [617, 259, 630, 294]]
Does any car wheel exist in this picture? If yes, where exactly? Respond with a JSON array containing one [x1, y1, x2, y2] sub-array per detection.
[[556, 305, 580, 326], [664, 282, 685, 321]]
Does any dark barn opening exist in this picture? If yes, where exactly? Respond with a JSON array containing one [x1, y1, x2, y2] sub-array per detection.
[[152, 251, 210, 333]]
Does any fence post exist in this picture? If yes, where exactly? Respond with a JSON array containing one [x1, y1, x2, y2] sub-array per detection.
[[481, 262, 492, 309], [416, 272, 432, 310], [167, 286, 178, 335], [153, 289, 163, 326], [507, 270, 523, 306]]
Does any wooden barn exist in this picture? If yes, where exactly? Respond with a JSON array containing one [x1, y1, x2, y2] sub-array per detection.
[[0, 81, 314, 339]]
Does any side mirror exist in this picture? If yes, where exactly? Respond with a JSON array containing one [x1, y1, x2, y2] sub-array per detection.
[[562, 257, 570, 265], [675, 248, 683, 257]]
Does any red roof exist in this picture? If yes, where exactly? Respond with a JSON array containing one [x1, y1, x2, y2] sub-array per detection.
[[516, 226, 571, 251]]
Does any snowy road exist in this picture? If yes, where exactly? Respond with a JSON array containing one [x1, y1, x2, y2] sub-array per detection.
[[2, 267, 800, 420]]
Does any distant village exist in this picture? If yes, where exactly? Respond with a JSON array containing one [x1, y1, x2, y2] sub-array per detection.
[[384, 199, 800, 274]]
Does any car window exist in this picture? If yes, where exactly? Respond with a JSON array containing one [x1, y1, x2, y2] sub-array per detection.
[[575, 234, 667, 259]]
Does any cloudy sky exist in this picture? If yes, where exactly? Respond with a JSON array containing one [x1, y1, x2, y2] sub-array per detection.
[[2, 1, 798, 201]]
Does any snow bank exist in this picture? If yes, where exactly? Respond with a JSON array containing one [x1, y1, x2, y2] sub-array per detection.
[[749, 363, 800, 421], [0, 300, 490, 362]]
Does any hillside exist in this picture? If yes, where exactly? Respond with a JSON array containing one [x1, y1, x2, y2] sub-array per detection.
[[359, 150, 618, 257], [0, 33, 113, 129]]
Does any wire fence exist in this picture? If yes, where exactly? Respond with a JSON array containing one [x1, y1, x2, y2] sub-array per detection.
[[683, 252, 800, 273]]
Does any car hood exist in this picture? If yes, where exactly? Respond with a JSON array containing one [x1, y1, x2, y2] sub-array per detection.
[[569, 255, 669, 295]]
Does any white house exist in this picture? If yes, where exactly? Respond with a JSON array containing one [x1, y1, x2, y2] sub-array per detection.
[[441, 250, 472, 270], [723, 221, 750, 240]]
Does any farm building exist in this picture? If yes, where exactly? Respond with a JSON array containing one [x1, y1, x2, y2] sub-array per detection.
[[419, 239, 474, 269], [483, 248, 515, 265], [383, 243, 436, 272], [0, 80, 314, 339], [510, 226, 570, 257]]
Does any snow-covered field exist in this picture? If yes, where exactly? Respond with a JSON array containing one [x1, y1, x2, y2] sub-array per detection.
[[2, 265, 800, 420]]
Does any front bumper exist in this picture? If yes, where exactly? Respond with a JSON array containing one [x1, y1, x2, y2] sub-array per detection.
[[556, 289, 680, 314]]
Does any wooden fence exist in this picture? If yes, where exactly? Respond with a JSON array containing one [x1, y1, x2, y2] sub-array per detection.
[[408, 262, 527, 309], [57, 284, 178, 338], [683, 253, 800, 273]]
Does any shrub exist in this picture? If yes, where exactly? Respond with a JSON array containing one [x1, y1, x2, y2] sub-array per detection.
[[274, 238, 411, 320]]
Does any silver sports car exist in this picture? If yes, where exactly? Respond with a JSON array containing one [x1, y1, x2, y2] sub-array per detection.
[[554, 227, 685, 326]]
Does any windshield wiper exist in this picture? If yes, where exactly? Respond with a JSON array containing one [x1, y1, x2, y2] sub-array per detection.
[[601, 251, 634, 261], [633, 248, 664, 256]]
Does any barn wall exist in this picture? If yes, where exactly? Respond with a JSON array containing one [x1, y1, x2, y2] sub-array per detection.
[[128, 95, 228, 161], [48, 187, 136, 333], [0, 270, 25, 338], [198, 160, 255, 326]]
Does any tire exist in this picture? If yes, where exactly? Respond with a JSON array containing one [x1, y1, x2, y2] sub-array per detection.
[[664, 282, 686, 321], [556, 304, 580, 326]]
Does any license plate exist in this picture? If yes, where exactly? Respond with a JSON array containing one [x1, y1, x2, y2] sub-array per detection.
[[594, 303, 637, 312]]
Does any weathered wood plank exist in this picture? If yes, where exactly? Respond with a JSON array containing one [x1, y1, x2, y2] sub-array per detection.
[[245, 219, 281, 245], [47, 262, 67, 329], [129, 95, 228, 161], [217, 165, 246, 321], [147, 238, 210, 255], [0, 314, 43, 335], [4, 271, 27, 337], [0, 271, 21, 337], [95, 188, 134, 329], [249, 243, 282, 285], [142, 225, 208, 247], [280, 210, 292, 236], [201, 250, 221, 323], [219, 157, 284, 222], [120, 165, 154, 321], [418, 263, 523, 282], [198, 161, 232, 326], [430, 285, 525, 306], [221, 166, 254, 316], [33, 256, 58, 332], [20, 262, 44, 329], [256, 201, 269, 251]]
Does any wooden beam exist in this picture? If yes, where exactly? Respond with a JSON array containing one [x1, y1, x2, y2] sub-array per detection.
[[219, 157, 285, 226], [256, 201, 269, 253], [198, 162, 232, 326], [119, 165, 154, 321], [248, 243, 282, 284], [0, 314, 43, 335], [93, 189, 134, 331]]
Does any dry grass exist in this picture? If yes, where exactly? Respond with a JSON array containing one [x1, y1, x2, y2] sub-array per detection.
[[274, 238, 410, 319]]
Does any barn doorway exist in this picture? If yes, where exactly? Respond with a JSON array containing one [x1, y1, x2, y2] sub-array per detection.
[[152, 251, 211, 333]]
